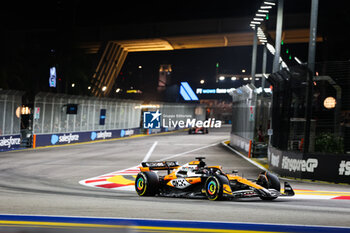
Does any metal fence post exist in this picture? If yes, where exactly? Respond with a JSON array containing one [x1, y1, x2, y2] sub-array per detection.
[[273, 0, 284, 73], [304, 0, 319, 153], [262, 45, 267, 90], [251, 27, 258, 86]]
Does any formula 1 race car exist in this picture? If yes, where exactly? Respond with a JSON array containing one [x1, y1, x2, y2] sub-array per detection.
[[135, 157, 294, 201], [188, 127, 208, 134]]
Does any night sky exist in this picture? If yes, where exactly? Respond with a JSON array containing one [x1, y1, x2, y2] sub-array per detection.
[[1, 0, 349, 99]]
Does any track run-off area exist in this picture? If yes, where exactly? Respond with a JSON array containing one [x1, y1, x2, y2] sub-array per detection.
[[1, 125, 350, 232]]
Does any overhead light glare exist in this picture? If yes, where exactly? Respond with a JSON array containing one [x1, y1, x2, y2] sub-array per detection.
[[281, 61, 288, 69], [266, 43, 275, 55], [251, 21, 261, 25], [261, 6, 272, 9], [253, 18, 264, 21], [256, 14, 266, 17], [294, 57, 303, 64], [264, 1, 276, 5], [258, 9, 269, 13]]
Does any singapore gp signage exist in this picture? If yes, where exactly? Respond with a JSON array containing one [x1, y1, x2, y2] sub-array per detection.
[[268, 146, 350, 184], [143, 110, 221, 129], [0, 135, 21, 151], [339, 160, 350, 176], [281, 156, 318, 173]]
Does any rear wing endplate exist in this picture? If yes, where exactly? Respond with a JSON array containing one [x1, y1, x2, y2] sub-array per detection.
[[141, 161, 179, 174]]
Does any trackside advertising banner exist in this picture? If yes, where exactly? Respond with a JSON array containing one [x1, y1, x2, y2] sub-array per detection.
[[0, 134, 21, 152], [34, 128, 140, 147], [268, 146, 350, 184]]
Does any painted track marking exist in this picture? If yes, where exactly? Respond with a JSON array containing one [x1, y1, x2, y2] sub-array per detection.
[[142, 141, 158, 162], [1, 215, 350, 233]]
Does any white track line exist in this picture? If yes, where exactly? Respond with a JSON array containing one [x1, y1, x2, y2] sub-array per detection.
[[142, 141, 158, 162], [159, 142, 219, 161]]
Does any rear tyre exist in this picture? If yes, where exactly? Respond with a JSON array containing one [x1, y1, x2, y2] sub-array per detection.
[[257, 171, 280, 200], [205, 175, 228, 201], [135, 172, 159, 196]]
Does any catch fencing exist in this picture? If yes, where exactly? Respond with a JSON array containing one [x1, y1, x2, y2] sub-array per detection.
[[33, 92, 141, 135], [32, 92, 206, 147], [0, 90, 23, 151], [32, 92, 143, 147], [229, 85, 271, 156]]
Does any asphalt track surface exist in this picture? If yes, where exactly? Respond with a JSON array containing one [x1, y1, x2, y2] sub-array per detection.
[[1, 125, 350, 230]]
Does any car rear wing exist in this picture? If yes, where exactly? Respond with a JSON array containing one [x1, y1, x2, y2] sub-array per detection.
[[140, 161, 180, 174]]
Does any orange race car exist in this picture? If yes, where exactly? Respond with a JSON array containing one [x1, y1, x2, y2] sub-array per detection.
[[135, 157, 294, 201]]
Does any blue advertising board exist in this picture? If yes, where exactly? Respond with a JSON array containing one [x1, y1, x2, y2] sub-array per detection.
[[34, 128, 140, 147], [99, 109, 106, 125], [49, 67, 56, 88], [0, 134, 21, 152]]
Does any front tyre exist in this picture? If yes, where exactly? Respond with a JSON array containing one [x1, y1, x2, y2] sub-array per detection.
[[257, 171, 281, 191], [205, 176, 225, 201], [257, 171, 280, 200], [135, 172, 159, 196]]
